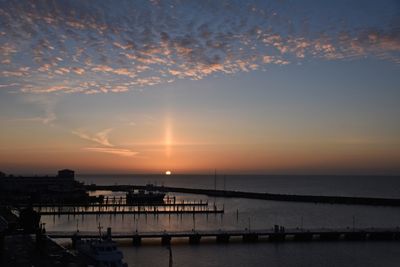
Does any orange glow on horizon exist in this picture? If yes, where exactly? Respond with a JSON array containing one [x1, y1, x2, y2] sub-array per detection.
[[165, 115, 173, 158]]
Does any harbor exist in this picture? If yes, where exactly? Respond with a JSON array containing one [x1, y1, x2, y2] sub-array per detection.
[[2, 0, 400, 266], [2, 171, 400, 267]]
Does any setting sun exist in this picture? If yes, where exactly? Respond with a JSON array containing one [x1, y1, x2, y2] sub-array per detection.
[[165, 170, 172, 175]]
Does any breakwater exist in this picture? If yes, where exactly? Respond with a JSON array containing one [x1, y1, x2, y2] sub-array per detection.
[[85, 184, 400, 206]]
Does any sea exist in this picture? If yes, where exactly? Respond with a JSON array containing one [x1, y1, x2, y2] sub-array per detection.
[[42, 174, 400, 267]]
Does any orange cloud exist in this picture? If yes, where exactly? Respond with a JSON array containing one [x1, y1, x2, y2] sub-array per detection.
[[84, 147, 138, 157], [0, 1, 399, 95], [72, 128, 114, 147]]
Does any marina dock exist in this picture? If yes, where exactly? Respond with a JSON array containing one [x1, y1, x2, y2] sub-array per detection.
[[21, 199, 209, 208], [37, 209, 224, 215], [36, 202, 224, 216]]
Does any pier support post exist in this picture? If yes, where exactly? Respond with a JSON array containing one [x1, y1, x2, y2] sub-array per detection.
[[243, 233, 258, 243], [189, 234, 201, 244], [216, 234, 230, 243], [369, 232, 394, 241], [344, 232, 367, 241], [0, 232, 4, 252], [161, 235, 171, 246], [71, 234, 79, 249], [132, 235, 141, 246], [393, 232, 400, 240], [269, 233, 285, 242], [319, 232, 341, 241], [270, 225, 285, 242], [293, 232, 313, 241]]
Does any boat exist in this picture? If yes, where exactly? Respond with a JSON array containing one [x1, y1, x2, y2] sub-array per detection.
[[126, 189, 166, 204], [73, 227, 128, 267]]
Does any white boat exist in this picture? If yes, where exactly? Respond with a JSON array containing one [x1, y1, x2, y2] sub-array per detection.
[[74, 226, 128, 267]]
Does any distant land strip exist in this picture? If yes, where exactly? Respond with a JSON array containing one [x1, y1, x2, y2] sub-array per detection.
[[85, 185, 400, 207]]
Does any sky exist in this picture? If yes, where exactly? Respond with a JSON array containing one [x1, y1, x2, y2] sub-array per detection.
[[0, 0, 399, 175]]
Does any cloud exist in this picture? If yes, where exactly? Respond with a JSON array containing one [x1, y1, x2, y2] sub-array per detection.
[[0, 83, 19, 88], [0, 1, 399, 94], [72, 128, 139, 157], [72, 128, 114, 147], [72, 128, 138, 157], [72, 67, 85, 75], [8, 112, 55, 125], [21, 85, 73, 94], [84, 147, 138, 157], [8, 94, 58, 125], [2, 70, 26, 77]]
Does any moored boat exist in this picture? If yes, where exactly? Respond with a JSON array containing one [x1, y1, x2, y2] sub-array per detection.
[[126, 189, 165, 204], [73, 227, 128, 267]]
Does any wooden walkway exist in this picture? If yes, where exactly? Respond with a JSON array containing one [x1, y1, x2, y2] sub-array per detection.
[[35, 197, 223, 215], [37, 204, 224, 215], [15, 199, 208, 208], [39, 209, 223, 215]]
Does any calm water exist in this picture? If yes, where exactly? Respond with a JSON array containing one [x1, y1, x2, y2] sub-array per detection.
[[43, 174, 400, 267]]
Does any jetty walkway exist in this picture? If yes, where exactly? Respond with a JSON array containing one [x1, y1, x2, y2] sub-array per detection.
[[85, 184, 400, 206]]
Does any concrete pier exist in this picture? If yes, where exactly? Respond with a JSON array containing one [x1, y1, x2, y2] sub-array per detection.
[[47, 227, 400, 246]]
